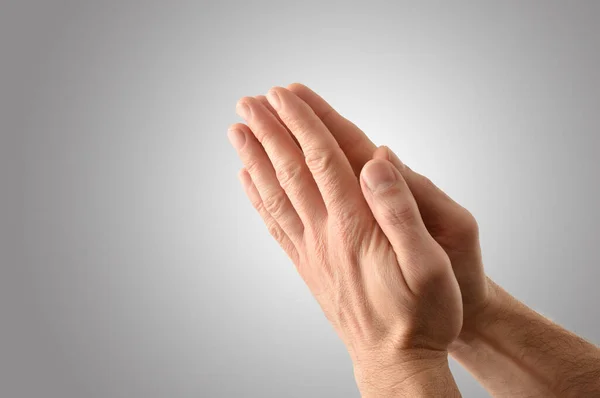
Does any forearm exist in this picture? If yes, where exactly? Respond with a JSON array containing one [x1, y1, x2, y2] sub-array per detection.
[[450, 278, 600, 397], [450, 323, 554, 397], [353, 351, 462, 397]]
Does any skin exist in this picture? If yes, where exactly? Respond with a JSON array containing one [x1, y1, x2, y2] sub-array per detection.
[[229, 83, 600, 397], [278, 84, 600, 398], [229, 87, 463, 397]]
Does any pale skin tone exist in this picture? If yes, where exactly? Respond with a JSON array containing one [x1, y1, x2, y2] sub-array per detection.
[[228, 83, 600, 397]]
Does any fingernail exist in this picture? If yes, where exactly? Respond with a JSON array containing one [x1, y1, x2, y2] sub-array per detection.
[[386, 147, 406, 171], [363, 161, 398, 192], [266, 89, 281, 110], [228, 128, 246, 150], [378, 145, 391, 161], [236, 102, 251, 119], [381, 146, 391, 160]]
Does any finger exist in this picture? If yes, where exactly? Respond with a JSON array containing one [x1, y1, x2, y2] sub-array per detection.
[[238, 168, 299, 263], [288, 83, 457, 220], [287, 83, 471, 239], [255, 95, 302, 151], [373, 145, 473, 241], [228, 123, 304, 244], [235, 97, 326, 226], [287, 83, 377, 176], [373, 145, 406, 171], [266, 87, 369, 219], [360, 159, 449, 291]]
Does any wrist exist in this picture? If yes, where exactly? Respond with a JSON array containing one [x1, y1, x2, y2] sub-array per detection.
[[353, 349, 460, 397], [450, 276, 504, 352]]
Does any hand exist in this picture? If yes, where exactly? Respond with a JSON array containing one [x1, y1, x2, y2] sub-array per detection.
[[276, 84, 491, 326], [229, 87, 463, 395]]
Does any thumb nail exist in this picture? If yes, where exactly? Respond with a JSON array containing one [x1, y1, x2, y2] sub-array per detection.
[[363, 161, 398, 192], [385, 147, 406, 171]]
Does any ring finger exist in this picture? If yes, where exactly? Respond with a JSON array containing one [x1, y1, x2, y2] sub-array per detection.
[[228, 123, 305, 245]]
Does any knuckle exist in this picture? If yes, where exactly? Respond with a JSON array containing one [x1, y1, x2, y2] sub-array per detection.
[[380, 202, 417, 229], [455, 209, 479, 240], [275, 161, 304, 191], [262, 190, 289, 218], [252, 198, 267, 213], [304, 147, 336, 176], [421, 176, 436, 190], [417, 173, 480, 243], [244, 157, 263, 176], [287, 112, 320, 137], [285, 112, 306, 131], [266, 221, 285, 243], [257, 128, 277, 150], [442, 207, 480, 244]]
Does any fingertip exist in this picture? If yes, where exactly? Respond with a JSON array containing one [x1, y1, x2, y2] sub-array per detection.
[[388, 148, 406, 171], [236, 97, 253, 119], [236, 96, 251, 107], [376, 145, 406, 172], [287, 82, 308, 92], [227, 127, 247, 150], [373, 146, 391, 161], [238, 168, 251, 185], [228, 122, 248, 132], [266, 86, 285, 110]]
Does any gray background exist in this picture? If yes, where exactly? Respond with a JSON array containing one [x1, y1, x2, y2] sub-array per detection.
[[1, 1, 599, 397]]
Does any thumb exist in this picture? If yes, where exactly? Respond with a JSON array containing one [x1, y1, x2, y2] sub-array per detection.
[[360, 159, 446, 288], [373, 145, 474, 240]]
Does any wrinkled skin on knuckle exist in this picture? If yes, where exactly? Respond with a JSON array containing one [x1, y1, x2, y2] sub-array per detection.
[[266, 220, 285, 244], [304, 147, 336, 178], [288, 114, 322, 139], [275, 161, 303, 192], [262, 190, 288, 219], [257, 128, 277, 149], [251, 197, 266, 214], [244, 157, 263, 177]]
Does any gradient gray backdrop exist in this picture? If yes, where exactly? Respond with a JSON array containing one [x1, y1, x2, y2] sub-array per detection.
[[1, 1, 599, 397]]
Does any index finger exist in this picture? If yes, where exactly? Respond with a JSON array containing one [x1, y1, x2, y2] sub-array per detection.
[[287, 83, 377, 177], [266, 87, 369, 220]]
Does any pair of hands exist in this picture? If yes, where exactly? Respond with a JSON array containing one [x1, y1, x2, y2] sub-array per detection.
[[228, 83, 489, 394]]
